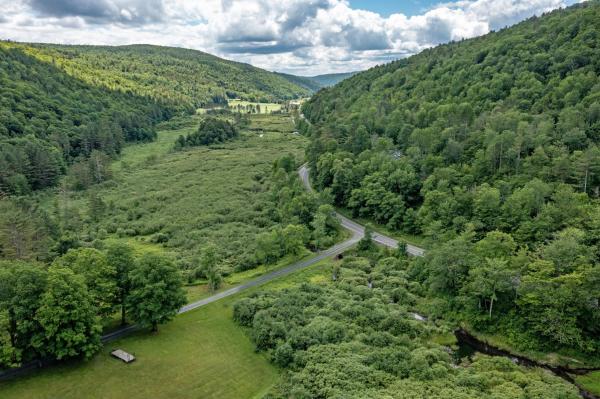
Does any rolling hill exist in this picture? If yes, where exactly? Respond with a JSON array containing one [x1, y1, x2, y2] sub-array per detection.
[[0, 41, 312, 195], [307, 71, 358, 87], [4, 42, 312, 110], [302, 0, 600, 358], [278, 71, 358, 92], [276, 72, 323, 92]]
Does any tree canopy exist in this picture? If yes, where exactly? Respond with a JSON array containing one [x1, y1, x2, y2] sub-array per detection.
[[302, 1, 600, 356]]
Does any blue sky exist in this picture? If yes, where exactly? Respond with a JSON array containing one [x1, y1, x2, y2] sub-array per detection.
[[0, 0, 583, 75], [349, 0, 441, 16]]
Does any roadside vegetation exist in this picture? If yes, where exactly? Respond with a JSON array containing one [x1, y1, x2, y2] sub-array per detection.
[[302, 1, 600, 363], [234, 244, 580, 398], [0, 113, 344, 372]]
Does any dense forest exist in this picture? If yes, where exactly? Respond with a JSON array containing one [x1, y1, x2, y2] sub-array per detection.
[[0, 41, 313, 196], [0, 43, 169, 195], [235, 246, 580, 398], [277, 72, 358, 92], [307, 72, 358, 87], [302, 2, 600, 357], [276, 73, 324, 93], [5, 43, 311, 110]]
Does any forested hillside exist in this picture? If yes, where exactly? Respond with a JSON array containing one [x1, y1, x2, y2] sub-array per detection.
[[0, 43, 170, 195], [0, 41, 311, 196], [308, 71, 358, 87], [5, 42, 311, 110], [276, 72, 323, 92], [302, 2, 600, 356]]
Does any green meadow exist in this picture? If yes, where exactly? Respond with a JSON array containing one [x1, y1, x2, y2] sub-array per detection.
[[0, 256, 336, 399], [52, 113, 307, 277], [228, 99, 282, 114]]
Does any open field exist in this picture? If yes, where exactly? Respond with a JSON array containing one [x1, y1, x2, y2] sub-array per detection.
[[228, 99, 282, 114], [0, 258, 337, 399], [576, 371, 600, 396], [52, 114, 307, 277], [0, 302, 278, 399]]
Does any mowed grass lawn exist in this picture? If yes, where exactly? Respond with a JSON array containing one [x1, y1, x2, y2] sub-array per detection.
[[228, 99, 282, 114], [0, 302, 277, 399], [0, 259, 338, 399]]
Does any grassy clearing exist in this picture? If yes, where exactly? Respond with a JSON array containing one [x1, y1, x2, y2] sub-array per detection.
[[228, 99, 282, 114], [0, 302, 278, 399], [57, 114, 307, 277], [247, 113, 295, 133], [575, 371, 600, 396], [183, 250, 312, 303], [0, 256, 338, 399]]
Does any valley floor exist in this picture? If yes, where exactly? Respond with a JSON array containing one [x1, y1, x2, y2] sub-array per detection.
[[0, 258, 335, 399]]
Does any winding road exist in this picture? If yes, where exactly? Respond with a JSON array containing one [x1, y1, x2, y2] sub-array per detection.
[[179, 165, 425, 312], [298, 165, 425, 257], [102, 166, 425, 342]]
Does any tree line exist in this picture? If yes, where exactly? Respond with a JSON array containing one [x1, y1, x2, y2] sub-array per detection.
[[174, 117, 240, 149], [252, 154, 340, 266], [301, 2, 600, 357], [0, 44, 172, 196], [0, 243, 186, 368]]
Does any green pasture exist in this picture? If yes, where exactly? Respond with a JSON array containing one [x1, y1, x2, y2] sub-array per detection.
[[0, 256, 336, 399], [228, 99, 282, 114]]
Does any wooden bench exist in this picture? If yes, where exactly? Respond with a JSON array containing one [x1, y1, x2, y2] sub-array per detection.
[[111, 349, 136, 363]]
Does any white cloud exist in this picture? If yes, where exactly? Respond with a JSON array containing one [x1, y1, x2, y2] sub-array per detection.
[[0, 0, 581, 75]]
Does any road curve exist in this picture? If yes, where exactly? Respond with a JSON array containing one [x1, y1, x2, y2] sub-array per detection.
[[299, 164, 425, 257], [103, 164, 424, 342]]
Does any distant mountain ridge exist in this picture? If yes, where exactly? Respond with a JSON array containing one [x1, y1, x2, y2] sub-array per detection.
[[277, 71, 359, 92], [307, 72, 359, 87], [2, 42, 312, 110]]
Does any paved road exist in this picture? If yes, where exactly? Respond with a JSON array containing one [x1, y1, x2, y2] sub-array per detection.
[[179, 166, 425, 314], [299, 165, 425, 257], [178, 234, 361, 314], [102, 165, 425, 342]]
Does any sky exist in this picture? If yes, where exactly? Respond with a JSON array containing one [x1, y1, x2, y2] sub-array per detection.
[[0, 0, 584, 75], [349, 0, 442, 16]]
